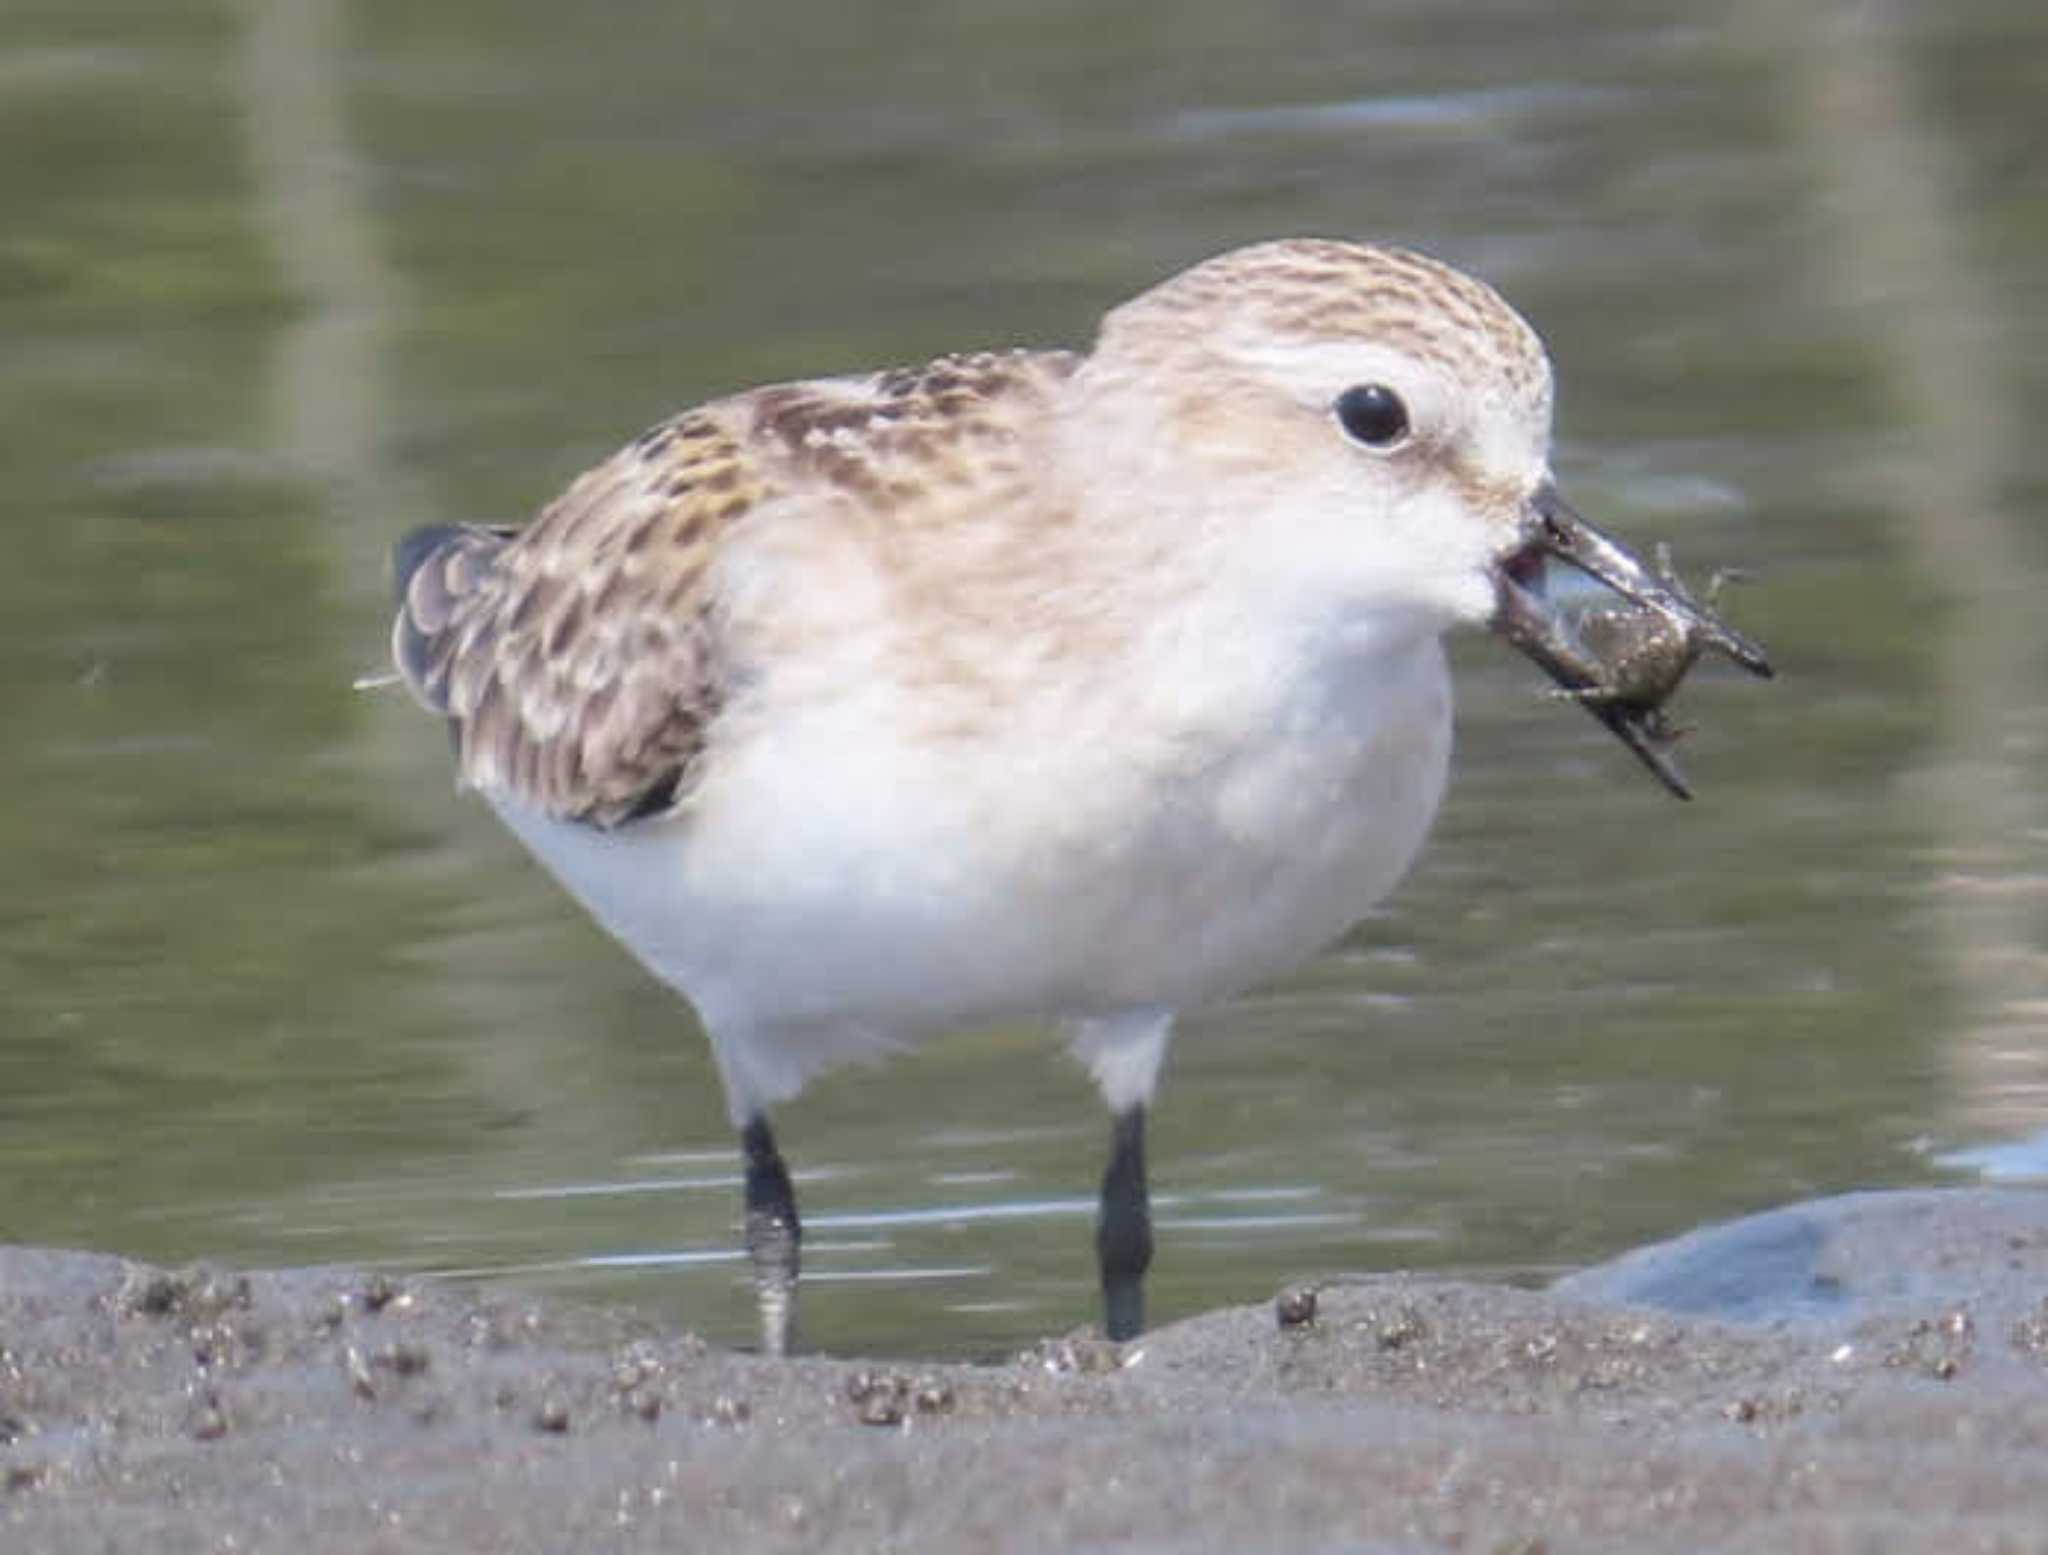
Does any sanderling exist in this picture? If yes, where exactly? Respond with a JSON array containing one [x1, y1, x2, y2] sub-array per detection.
[[388, 238, 1770, 1354]]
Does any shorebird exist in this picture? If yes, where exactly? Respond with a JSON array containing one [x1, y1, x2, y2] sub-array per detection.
[[388, 238, 1770, 1355]]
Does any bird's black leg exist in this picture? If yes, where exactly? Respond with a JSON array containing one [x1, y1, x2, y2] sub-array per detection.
[[1095, 1104, 1153, 1342], [741, 1113, 801, 1357]]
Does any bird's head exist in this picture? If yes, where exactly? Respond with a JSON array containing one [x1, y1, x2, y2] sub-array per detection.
[[1083, 238, 1771, 794]]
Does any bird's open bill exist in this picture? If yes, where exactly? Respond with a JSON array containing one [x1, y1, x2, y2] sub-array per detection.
[[1490, 483, 1773, 800]]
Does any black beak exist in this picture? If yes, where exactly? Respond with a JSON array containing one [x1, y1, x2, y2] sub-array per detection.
[[1490, 482, 1773, 799]]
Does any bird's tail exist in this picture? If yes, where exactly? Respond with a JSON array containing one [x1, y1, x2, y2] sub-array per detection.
[[388, 523, 514, 716]]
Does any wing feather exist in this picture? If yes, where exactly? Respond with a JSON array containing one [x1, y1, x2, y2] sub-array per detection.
[[388, 349, 1080, 827], [389, 410, 750, 826]]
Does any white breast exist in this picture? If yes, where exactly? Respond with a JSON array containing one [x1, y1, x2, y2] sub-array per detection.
[[489, 626, 1452, 1117]]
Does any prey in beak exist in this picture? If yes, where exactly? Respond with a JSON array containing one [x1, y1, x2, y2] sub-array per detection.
[[1490, 483, 1773, 799]]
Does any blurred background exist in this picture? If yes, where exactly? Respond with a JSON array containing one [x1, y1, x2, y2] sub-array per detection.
[[4, 0, 2045, 1358]]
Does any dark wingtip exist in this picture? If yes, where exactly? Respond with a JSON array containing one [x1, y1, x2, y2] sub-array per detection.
[[390, 524, 511, 716], [392, 524, 470, 608]]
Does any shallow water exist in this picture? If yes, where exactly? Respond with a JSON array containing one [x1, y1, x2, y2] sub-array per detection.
[[5, 0, 2047, 1357]]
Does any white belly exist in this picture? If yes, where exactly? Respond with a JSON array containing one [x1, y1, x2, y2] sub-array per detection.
[[491, 635, 1452, 1116]]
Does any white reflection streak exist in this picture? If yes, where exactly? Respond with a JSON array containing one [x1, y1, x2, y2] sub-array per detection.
[[241, 0, 414, 584], [1753, 1, 2047, 1132]]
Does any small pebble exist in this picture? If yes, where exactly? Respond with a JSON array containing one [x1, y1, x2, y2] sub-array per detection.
[[534, 1398, 571, 1434], [1375, 1309, 1425, 1351], [1275, 1285, 1319, 1329], [375, 1342, 431, 1377], [127, 1273, 182, 1318], [857, 1392, 903, 1427], [343, 1345, 376, 1400]]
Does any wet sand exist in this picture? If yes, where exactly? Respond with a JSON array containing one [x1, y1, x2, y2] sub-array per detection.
[[5, 1188, 2048, 1552]]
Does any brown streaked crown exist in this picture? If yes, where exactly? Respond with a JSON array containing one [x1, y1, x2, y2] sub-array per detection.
[[1099, 238, 1551, 405]]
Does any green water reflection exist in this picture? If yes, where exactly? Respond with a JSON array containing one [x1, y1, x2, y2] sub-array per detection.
[[4, 0, 2045, 1356]]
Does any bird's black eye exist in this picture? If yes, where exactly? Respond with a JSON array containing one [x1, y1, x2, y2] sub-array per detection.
[[1333, 383, 1410, 449]]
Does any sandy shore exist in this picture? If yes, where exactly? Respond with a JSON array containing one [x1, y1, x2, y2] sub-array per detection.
[[5, 1187, 2048, 1552]]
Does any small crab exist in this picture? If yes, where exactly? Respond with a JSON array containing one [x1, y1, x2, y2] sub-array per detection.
[[1495, 509, 1769, 799], [1553, 544, 1750, 742]]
